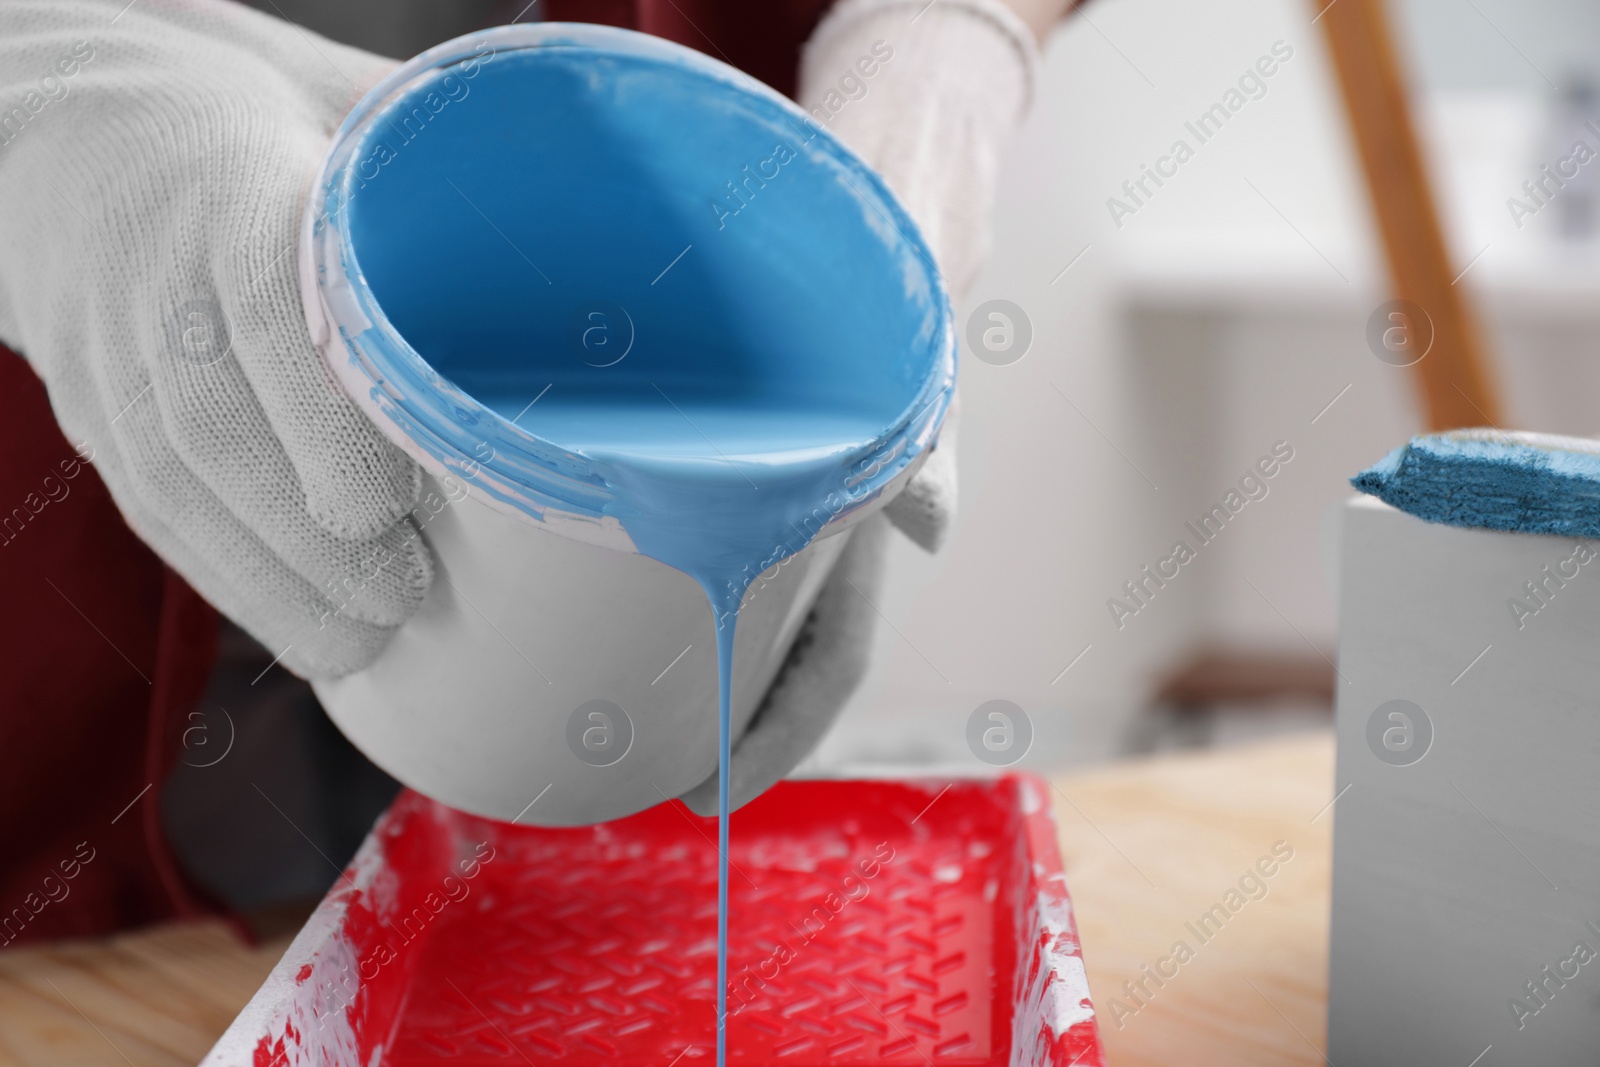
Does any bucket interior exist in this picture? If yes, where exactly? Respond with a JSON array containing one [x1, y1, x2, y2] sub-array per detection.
[[343, 43, 946, 461]]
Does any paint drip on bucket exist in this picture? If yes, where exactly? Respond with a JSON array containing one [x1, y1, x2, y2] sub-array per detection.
[[312, 24, 954, 1066]]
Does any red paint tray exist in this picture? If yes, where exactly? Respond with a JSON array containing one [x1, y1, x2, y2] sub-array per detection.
[[203, 775, 1104, 1067]]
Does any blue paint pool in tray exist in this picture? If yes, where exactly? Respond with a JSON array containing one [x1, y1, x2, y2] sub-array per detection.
[[338, 27, 954, 1066]]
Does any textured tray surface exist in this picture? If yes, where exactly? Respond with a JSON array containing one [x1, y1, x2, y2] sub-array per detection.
[[391, 784, 998, 1064], [213, 777, 1102, 1067]]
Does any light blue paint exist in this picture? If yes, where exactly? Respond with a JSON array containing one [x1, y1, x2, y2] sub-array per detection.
[[715, 616, 734, 1065], [1353, 432, 1600, 536], [317, 25, 955, 1064]]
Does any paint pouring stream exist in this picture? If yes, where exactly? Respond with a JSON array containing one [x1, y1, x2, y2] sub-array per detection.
[[576, 419, 904, 1066]]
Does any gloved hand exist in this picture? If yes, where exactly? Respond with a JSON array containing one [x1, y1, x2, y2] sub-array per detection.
[[0, 0, 429, 679], [680, 0, 1038, 814]]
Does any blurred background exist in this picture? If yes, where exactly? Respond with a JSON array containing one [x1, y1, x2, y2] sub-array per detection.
[[177, 0, 1600, 914], [811, 0, 1600, 770]]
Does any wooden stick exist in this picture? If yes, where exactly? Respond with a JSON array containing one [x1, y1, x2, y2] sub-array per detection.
[[1315, 0, 1503, 430]]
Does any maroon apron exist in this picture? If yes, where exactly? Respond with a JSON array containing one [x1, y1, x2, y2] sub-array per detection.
[[0, 345, 220, 945]]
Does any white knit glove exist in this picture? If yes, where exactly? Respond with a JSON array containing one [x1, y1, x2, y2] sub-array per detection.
[[0, 0, 428, 679], [681, 0, 1037, 814], [815, 0, 1036, 555]]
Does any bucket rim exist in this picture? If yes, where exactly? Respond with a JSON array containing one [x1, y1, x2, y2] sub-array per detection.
[[299, 21, 956, 554]]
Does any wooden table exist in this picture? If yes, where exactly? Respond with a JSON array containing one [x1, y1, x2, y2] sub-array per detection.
[[0, 733, 1336, 1067], [1054, 732, 1334, 1066]]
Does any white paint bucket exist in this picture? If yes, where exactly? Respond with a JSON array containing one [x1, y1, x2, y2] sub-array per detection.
[[298, 24, 953, 826]]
